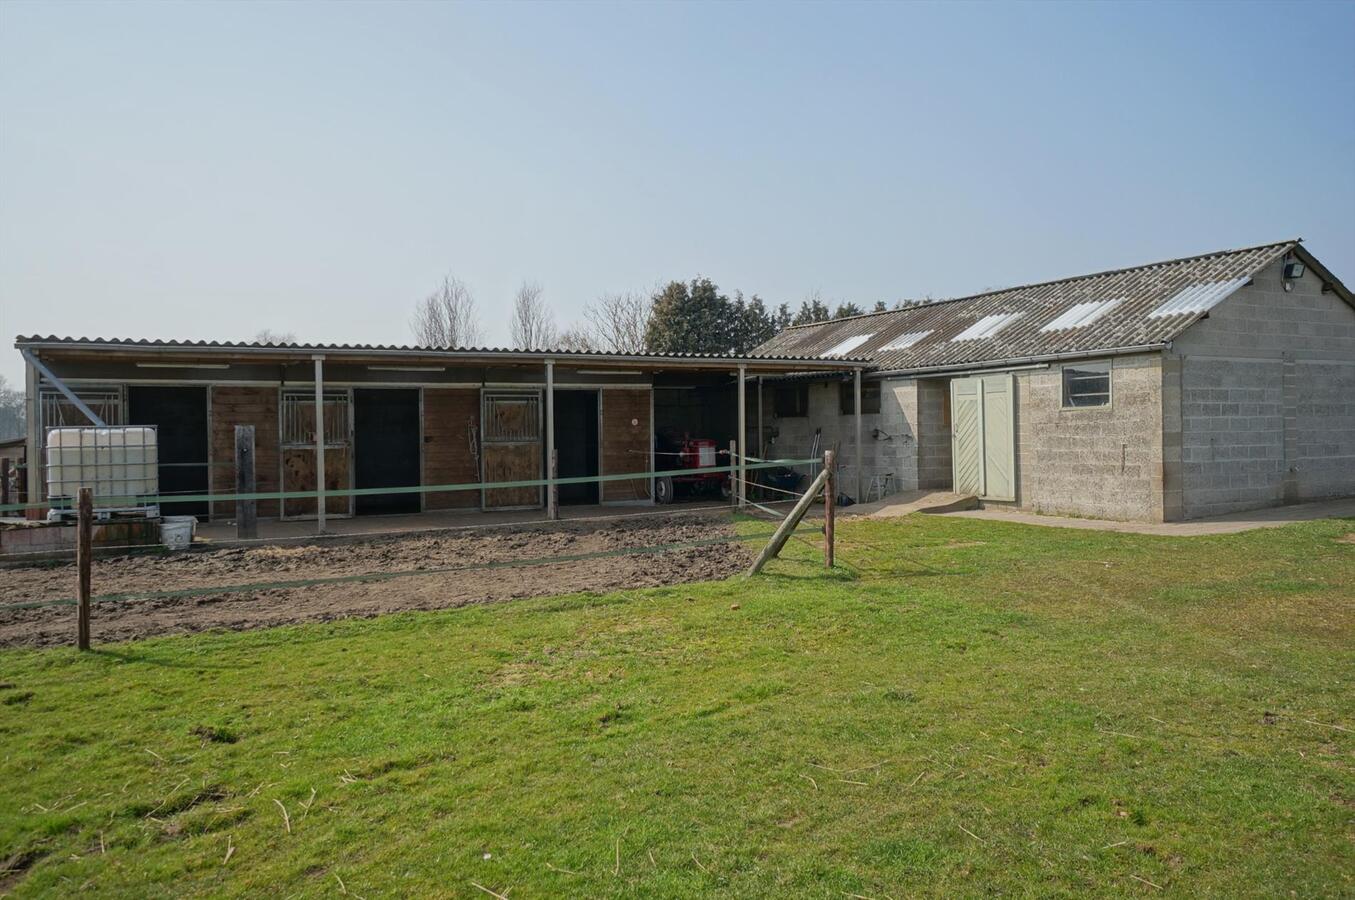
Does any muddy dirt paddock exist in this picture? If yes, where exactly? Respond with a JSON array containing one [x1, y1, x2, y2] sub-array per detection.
[[0, 513, 753, 647]]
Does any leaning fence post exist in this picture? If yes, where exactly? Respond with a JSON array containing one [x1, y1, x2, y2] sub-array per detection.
[[76, 487, 92, 651], [824, 449, 836, 569], [235, 425, 257, 540], [747, 464, 831, 576]]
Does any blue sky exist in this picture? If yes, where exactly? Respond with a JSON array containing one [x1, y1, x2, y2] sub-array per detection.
[[2, 1, 1352, 384]]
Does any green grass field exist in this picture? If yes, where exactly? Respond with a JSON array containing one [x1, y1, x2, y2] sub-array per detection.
[[1, 514, 1351, 898]]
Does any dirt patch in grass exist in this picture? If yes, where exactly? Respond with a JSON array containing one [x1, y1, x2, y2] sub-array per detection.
[[0, 512, 751, 647]]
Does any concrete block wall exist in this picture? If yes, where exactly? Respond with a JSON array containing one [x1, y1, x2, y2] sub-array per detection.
[[916, 379, 952, 489], [761, 378, 920, 499], [1172, 257, 1355, 518], [999, 354, 1165, 521]]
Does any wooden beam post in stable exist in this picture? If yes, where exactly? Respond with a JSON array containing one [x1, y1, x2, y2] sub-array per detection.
[[824, 449, 836, 569], [746, 464, 831, 576], [736, 364, 747, 508], [545, 360, 556, 520], [854, 369, 864, 503], [312, 355, 326, 534], [76, 487, 92, 651], [1, 457, 11, 507], [235, 425, 257, 540]]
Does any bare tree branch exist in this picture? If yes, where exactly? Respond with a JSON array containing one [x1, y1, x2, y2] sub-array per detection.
[[411, 276, 483, 348], [573, 291, 652, 354], [253, 329, 297, 345], [509, 280, 557, 350]]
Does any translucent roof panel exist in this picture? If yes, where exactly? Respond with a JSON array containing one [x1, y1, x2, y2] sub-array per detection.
[[1040, 298, 1124, 332], [1147, 277, 1249, 319], [820, 333, 874, 357], [879, 330, 932, 351], [950, 312, 1022, 342]]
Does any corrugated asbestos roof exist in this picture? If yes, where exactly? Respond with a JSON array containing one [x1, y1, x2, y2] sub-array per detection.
[[756, 240, 1310, 373], [12, 336, 868, 367]]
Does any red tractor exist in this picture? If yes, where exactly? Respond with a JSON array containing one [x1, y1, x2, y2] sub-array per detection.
[[653, 435, 731, 504]]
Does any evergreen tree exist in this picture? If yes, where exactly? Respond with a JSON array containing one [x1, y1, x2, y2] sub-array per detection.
[[730, 292, 778, 353], [644, 277, 734, 353], [873, 300, 889, 312], [791, 296, 831, 326], [833, 302, 865, 319]]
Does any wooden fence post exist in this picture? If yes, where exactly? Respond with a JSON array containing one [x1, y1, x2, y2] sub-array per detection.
[[77, 487, 92, 651], [1, 458, 11, 508], [824, 450, 836, 569], [235, 425, 257, 540], [729, 440, 737, 506], [549, 449, 559, 521]]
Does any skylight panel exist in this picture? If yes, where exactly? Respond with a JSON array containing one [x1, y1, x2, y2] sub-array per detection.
[[1147, 277, 1249, 319], [951, 312, 1022, 342], [820, 333, 874, 358], [1041, 298, 1124, 332], [879, 330, 932, 351]]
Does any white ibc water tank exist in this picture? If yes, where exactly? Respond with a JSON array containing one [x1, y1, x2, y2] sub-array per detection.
[[45, 427, 159, 503]]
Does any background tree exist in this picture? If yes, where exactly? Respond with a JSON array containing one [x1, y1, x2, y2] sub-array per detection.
[[730, 292, 779, 354], [0, 374, 25, 441], [509, 280, 557, 349], [583, 291, 652, 353], [872, 301, 889, 312], [833, 302, 865, 319], [411, 275, 483, 348], [644, 278, 733, 354], [253, 329, 297, 345], [791, 290, 831, 326]]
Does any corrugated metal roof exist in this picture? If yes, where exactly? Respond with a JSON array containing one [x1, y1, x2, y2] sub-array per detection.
[[12, 335, 869, 368], [753, 240, 1305, 373]]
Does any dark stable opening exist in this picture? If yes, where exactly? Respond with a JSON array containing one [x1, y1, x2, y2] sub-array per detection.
[[553, 390, 599, 505], [127, 386, 209, 516], [354, 389, 421, 515]]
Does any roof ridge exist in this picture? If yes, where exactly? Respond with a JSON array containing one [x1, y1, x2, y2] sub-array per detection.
[[779, 238, 1300, 330]]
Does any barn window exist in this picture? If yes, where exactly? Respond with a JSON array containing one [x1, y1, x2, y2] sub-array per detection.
[[1062, 362, 1111, 408], [839, 380, 881, 415], [281, 390, 351, 446], [774, 385, 808, 417]]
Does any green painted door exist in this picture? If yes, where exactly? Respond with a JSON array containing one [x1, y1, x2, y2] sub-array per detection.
[[950, 374, 1015, 501]]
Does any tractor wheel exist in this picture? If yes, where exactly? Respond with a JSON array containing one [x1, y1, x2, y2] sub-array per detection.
[[655, 476, 674, 504]]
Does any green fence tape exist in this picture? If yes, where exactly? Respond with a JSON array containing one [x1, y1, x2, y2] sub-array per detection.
[[0, 458, 819, 514]]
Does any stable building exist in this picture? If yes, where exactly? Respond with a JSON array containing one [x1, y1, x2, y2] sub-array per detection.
[[753, 239, 1355, 521], [11, 341, 864, 522]]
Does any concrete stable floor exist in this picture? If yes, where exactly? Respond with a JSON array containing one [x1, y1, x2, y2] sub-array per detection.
[[193, 499, 748, 545], [191, 493, 1354, 546]]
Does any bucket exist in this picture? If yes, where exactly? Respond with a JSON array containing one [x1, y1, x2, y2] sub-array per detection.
[[161, 516, 197, 551]]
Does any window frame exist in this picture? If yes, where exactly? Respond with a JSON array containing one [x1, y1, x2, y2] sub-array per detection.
[[1060, 361, 1112, 409], [839, 380, 882, 415], [773, 384, 809, 418]]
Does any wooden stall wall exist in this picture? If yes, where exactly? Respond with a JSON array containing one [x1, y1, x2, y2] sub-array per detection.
[[600, 388, 652, 502], [422, 388, 481, 510], [282, 448, 351, 517], [210, 387, 280, 519]]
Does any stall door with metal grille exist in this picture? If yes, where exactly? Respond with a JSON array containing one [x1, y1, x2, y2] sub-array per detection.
[[950, 374, 1015, 501], [481, 391, 543, 510]]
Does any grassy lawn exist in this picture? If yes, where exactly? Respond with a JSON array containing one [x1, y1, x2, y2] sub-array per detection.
[[1, 514, 1351, 897]]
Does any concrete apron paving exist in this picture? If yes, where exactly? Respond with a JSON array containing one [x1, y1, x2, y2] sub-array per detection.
[[932, 497, 1355, 536]]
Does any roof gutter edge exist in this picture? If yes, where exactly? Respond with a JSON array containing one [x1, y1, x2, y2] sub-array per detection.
[[868, 342, 1173, 380]]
